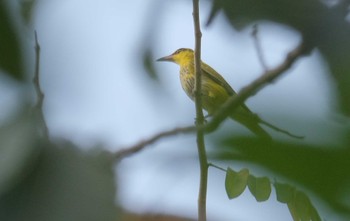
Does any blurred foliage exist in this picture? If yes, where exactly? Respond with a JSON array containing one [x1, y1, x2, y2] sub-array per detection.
[[214, 135, 350, 219], [225, 167, 321, 220], [0, 2, 118, 220], [142, 48, 158, 80], [208, 0, 350, 115], [121, 212, 196, 221], [0, 1, 24, 80], [0, 115, 118, 221], [138, 0, 164, 82], [19, 0, 37, 24], [276, 184, 321, 221], [0, 114, 39, 197]]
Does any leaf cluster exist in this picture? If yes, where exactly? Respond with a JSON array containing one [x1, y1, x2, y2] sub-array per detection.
[[225, 167, 321, 221]]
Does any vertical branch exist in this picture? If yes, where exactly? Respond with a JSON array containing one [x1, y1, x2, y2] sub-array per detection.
[[192, 1, 208, 221], [33, 31, 49, 139]]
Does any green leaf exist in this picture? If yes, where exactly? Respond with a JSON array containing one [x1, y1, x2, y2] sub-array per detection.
[[0, 2, 23, 80], [286, 189, 318, 221], [287, 197, 299, 221], [275, 182, 295, 203], [310, 204, 321, 221], [225, 167, 249, 199], [216, 136, 350, 214], [295, 191, 311, 221], [247, 175, 271, 202]]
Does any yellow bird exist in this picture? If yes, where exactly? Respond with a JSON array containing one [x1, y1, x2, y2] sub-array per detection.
[[157, 48, 301, 140]]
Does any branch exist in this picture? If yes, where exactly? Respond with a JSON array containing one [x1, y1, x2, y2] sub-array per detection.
[[192, 1, 203, 122], [192, 0, 208, 221], [205, 40, 309, 133], [114, 126, 195, 160], [208, 162, 227, 172], [33, 31, 49, 139]]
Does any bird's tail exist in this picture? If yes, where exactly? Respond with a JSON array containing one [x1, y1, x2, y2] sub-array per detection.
[[230, 114, 272, 140]]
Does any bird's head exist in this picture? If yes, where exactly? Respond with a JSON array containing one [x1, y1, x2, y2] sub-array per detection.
[[157, 48, 194, 66]]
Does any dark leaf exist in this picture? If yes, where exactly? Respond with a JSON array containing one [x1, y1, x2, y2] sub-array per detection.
[[310, 204, 322, 221], [0, 2, 23, 80], [287, 197, 300, 221], [295, 191, 311, 221], [274, 182, 295, 204]]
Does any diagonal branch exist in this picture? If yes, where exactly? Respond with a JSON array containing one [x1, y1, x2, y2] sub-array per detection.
[[114, 126, 195, 160], [205, 40, 309, 133]]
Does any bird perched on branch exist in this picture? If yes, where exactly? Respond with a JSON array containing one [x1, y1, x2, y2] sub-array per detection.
[[157, 48, 302, 140]]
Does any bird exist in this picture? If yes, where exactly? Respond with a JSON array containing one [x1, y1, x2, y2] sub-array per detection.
[[157, 48, 303, 140]]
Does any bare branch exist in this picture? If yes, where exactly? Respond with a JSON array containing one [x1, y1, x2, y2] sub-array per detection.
[[192, 0, 208, 220], [114, 126, 195, 160], [33, 31, 49, 139], [192, 1, 204, 124], [208, 163, 227, 172]]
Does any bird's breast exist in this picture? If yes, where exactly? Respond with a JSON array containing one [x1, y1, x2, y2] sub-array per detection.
[[179, 66, 196, 100]]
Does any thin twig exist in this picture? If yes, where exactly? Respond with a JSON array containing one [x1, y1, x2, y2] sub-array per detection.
[[259, 119, 304, 139], [252, 24, 268, 71], [208, 163, 227, 172], [192, 0, 208, 220], [33, 31, 49, 139], [114, 126, 195, 160]]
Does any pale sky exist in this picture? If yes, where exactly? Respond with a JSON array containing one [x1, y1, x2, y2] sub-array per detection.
[[0, 0, 341, 220]]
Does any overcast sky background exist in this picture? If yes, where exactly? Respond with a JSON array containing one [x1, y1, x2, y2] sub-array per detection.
[[0, 0, 345, 220]]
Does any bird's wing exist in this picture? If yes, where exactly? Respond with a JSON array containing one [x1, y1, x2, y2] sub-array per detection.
[[201, 62, 253, 113], [201, 62, 236, 96]]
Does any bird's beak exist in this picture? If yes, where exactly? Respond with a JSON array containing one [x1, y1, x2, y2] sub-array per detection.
[[156, 54, 174, 62]]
